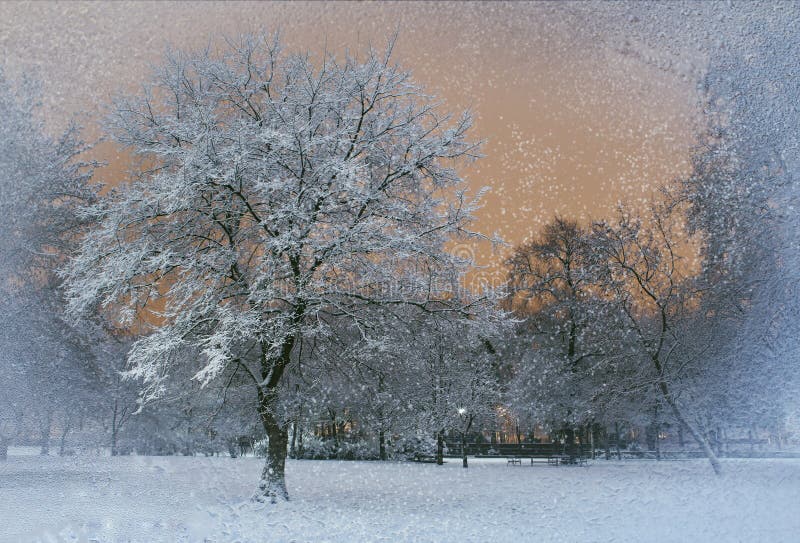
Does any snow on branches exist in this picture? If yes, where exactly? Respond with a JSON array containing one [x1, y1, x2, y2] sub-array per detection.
[[62, 32, 503, 500]]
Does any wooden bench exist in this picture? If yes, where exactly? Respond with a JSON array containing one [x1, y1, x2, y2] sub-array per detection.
[[507, 451, 589, 466], [547, 454, 566, 466], [451, 443, 590, 467], [497, 444, 563, 466], [506, 453, 555, 464], [412, 453, 438, 463], [558, 454, 588, 466]]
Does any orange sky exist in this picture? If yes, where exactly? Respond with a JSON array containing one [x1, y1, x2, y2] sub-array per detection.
[[0, 1, 701, 274]]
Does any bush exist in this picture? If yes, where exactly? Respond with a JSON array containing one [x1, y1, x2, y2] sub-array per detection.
[[337, 441, 380, 460], [391, 435, 437, 461], [292, 436, 381, 460], [297, 435, 336, 459]]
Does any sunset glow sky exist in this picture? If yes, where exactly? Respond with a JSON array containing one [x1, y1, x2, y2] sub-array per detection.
[[1, 1, 702, 267]]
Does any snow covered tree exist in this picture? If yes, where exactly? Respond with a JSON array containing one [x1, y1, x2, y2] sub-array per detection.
[[675, 18, 800, 439], [448, 336, 500, 468], [612, 0, 800, 447], [62, 33, 499, 501], [591, 203, 723, 474], [0, 70, 95, 278], [505, 217, 627, 451], [506, 217, 603, 431], [0, 337, 27, 459], [79, 326, 141, 456], [391, 312, 502, 467], [302, 311, 422, 461], [0, 68, 97, 458]]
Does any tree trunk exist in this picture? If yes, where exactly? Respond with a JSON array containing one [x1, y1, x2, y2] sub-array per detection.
[[651, 406, 661, 460], [614, 421, 622, 460], [297, 423, 304, 457], [111, 425, 119, 457], [663, 394, 721, 474], [290, 386, 302, 459], [655, 423, 661, 461], [256, 393, 289, 503], [254, 328, 297, 502], [39, 411, 52, 456], [289, 419, 298, 459], [646, 423, 657, 452], [227, 438, 238, 458], [378, 375, 387, 461], [110, 400, 122, 456], [652, 352, 721, 474], [564, 425, 575, 457], [460, 415, 474, 468], [379, 428, 387, 461], [59, 414, 73, 456], [329, 409, 340, 453], [436, 429, 444, 465], [257, 415, 289, 502]]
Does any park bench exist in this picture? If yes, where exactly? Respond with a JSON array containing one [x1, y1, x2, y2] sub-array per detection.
[[505, 451, 560, 465], [411, 453, 438, 463], [512, 452, 573, 466], [622, 449, 660, 460], [552, 453, 587, 466], [446, 443, 590, 466], [503, 445, 590, 466]]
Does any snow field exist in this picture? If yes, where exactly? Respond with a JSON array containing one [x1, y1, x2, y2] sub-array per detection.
[[2, 455, 799, 542]]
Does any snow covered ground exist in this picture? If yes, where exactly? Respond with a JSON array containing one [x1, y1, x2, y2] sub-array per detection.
[[2, 452, 799, 542]]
